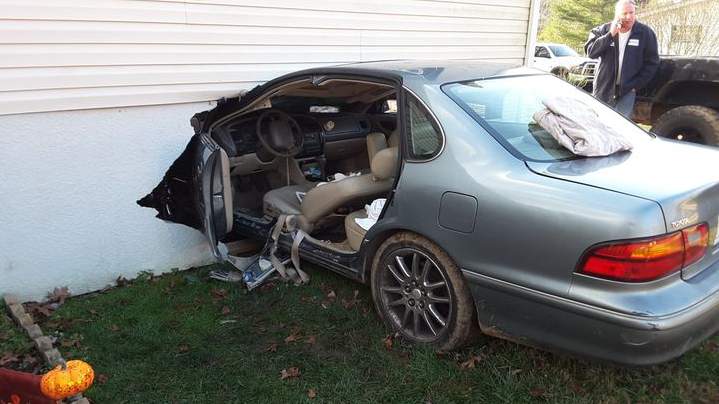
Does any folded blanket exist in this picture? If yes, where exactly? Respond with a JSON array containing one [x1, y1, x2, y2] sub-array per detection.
[[533, 96, 633, 157]]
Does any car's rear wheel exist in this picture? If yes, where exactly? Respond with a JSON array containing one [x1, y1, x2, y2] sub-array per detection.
[[651, 105, 719, 146], [370, 232, 476, 351]]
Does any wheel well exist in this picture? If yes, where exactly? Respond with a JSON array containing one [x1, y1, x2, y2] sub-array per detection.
[[359, 228, 402, 284], [652, 81, 719, 122], [359, 228, 463, 284]]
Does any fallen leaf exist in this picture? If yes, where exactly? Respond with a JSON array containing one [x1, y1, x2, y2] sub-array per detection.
[[89, 309, 98, 316], [221, 306, 231, 315], [47, 287, 71, 304], [23, 302, 53, 318], [383, 335, 394, 351], [285, 333, 301, 344], [178, 344, 190, 353], [280, 367, 300, 380], [0, 352, 20, 366], [260, 282, 276, 292], [511, 369, 522, 376], [529, 388, 546, 398], [305, 335, 317, 345], [326, 290, 336, 300], [110, 324, 120, 332], [705, 340, 719, 352], [307, 389, 317, 399], [97, 374, 109, 385], [60, 338, 81, 349], [211, 288, 228, 300], [265, 343, 278, 353], [459, 355, 482, 370]]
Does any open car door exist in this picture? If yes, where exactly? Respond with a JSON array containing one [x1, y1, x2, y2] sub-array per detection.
[[138, 132, 232, 259]]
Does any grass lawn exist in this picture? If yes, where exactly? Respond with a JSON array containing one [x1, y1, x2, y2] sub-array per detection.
[[10, 264, 719, 403], [1, 304, 46, 374]]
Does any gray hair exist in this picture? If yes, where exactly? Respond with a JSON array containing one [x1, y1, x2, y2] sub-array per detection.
[[615, 0, 637, 14]]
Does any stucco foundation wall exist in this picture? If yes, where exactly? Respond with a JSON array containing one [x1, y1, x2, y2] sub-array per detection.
[[0, 102, 217, 301]]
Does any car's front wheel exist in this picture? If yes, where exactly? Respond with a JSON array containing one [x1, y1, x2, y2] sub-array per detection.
[[370, 232, 477, 351]]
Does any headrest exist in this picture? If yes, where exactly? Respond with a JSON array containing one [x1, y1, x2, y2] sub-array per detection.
[[371, 147, 398, 180], [366, 132, 388, 161]]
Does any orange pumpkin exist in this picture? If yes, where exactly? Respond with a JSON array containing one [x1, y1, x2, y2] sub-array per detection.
[[40, 360, 94, 400]]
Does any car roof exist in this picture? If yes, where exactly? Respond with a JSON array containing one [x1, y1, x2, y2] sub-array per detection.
[[286, 59, 538, 85]]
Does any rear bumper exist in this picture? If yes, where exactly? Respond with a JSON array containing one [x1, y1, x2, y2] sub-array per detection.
[[462, 270, 719, 366]]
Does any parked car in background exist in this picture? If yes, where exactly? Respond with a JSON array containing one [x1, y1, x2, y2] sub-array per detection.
[[140, 61, 719, 365], [570, 56, 719, 146], [533, 43, 596, 79]]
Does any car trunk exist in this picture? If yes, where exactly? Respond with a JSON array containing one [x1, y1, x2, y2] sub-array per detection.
[[526, 137, 719, 279]]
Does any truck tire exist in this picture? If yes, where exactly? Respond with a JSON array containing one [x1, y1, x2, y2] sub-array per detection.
[[551, 67, 569, 80], [651, 105, 719, 146]]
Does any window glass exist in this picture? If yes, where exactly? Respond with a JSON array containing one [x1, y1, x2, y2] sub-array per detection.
[[405, 94, 443, 160], [443, 75, 650, 162], [548, 45, 578, 57], [535, 47, 550, 58], [309, 105, 339, 113]]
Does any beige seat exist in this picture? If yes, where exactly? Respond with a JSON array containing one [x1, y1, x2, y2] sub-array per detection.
[[262, 183, 314, 216], [263, 132, 396, 230], [345, 210, 368, 251], [262, 133, 387, 217]]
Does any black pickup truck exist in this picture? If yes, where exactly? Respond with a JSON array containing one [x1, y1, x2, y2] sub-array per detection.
[[569, 57, 719, 145]]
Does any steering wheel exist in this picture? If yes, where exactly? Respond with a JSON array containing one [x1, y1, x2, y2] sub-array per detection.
[[255, 109, 304, 157]]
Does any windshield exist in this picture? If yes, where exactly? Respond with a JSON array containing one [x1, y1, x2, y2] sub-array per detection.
[[549, 45, 578, 57], [442, 75, 650, 162]]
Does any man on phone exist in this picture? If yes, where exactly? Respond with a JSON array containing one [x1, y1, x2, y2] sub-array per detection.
[[585, 0, 659, 117]]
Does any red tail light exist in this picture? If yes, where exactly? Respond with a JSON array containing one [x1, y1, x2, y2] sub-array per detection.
[[683, 223, 710, 267], [579, 223, 709, 282]]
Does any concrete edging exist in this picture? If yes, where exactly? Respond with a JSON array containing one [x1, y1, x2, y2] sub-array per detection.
[[3, 293, 90, 404]]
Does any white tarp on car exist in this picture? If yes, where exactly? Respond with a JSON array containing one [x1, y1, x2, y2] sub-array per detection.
[[533, 96, 633, 157]]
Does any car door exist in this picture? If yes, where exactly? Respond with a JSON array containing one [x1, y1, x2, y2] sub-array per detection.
[[138, 132, 232, 259], [533, 46, 553, 72]]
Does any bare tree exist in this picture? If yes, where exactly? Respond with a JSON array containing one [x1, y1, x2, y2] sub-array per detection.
[[640, 0, 719, 56]]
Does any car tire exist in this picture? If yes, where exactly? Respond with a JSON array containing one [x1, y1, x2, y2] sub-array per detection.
[[551, 67, 569, 80], [651, 105, 719, 146], [370, 232, 477, 351]]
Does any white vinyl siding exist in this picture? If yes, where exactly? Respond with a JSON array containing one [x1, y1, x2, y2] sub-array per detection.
[[0, 0, 534, 115]]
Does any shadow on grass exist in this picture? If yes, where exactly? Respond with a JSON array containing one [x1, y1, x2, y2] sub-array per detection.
[[41, 265, 719, 403]]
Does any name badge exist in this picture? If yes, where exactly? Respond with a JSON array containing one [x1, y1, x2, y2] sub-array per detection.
[[610, 42, 615, 47], [628, 39, 639, 46]]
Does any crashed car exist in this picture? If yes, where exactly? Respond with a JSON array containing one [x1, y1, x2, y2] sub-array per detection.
[[140, 61, 719, 365]]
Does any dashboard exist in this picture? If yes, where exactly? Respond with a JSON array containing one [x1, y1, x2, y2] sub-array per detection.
[[217, 110, 373, 159]]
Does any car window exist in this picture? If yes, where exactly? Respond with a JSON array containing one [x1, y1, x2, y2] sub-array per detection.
[[548, 45, 578, 57], [405, 93, 443, 160], [443, 75, 650, 162], [535, 47, 550, 58]]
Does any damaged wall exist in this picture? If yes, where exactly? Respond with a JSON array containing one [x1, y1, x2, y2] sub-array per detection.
[[0, 103, 215, 301], [0, 0, 539, 300]]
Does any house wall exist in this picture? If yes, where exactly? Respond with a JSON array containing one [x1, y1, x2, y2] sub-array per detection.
[[639, 0, 719, 56], [0, 0, 538, 301]]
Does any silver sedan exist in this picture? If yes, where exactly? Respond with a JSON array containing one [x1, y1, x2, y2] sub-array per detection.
[[140, 61, 719, 365]]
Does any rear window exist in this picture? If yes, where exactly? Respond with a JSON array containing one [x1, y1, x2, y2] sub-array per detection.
[[443, 75, 650, 162]]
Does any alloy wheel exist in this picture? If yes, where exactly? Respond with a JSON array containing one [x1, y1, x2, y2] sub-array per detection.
[[378, 248, 453, 342]]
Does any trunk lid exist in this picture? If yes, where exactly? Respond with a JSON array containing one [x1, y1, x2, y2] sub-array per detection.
[[526, 137, 719, 278]]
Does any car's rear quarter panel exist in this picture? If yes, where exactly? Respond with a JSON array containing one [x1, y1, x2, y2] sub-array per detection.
[[389, 83, 667, 302]]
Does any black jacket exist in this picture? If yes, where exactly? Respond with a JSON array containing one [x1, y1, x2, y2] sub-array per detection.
[[584, 21, 659, 104]]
